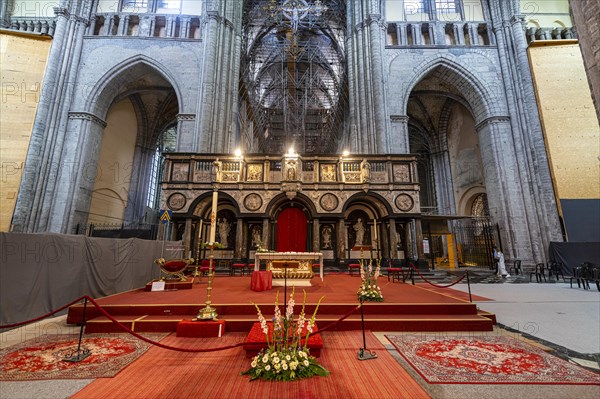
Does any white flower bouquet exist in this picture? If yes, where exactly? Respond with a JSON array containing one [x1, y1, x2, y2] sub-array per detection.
[[242, 289, 329, 381], [357, 259, 384, 302]]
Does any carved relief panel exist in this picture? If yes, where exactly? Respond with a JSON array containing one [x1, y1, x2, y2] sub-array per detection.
[[246, 164, 264, 182], [393, 163, 411, 183], [171, 162, 190, 181], [320, 164, 337, 182]]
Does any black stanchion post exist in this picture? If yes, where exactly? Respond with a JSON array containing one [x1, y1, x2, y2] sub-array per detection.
[[411, 266, 415, 285], [63, 297, 91, 363], [357, 299, 377, 361], [466, 270, 472, 302]]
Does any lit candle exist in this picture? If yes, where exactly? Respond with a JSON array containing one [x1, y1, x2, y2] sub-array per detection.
[[209, 190, 218, 243]]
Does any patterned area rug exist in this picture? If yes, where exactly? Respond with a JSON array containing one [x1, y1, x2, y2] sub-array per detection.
[[386, 334, 600, 385], [0, 333, 166, 381]]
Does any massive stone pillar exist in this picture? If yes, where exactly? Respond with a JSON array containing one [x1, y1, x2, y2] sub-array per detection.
[[12, 4, 91, 232], [484, 2, 563, 262], [389, 116, 409, 153], [196, 0, 243, 153], [569, 0, 600, 121], [346, 0, 389, 154]]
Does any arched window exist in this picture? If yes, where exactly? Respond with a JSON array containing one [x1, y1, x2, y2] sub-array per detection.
[[146, 126, 177, 209]]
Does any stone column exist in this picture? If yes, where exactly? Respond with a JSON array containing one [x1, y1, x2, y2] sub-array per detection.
[[414, 219, 424, 260], [389, 115, 409, 153], [389, 218, 398, 258], [337, 218, 346, 260], [262, 218, 270, 249], [235, 218, 244, 259], [176, 114, 197, 151], [312, 218, 320, 252], [184, 218, 192, 257], [367, 14, 388, 153]]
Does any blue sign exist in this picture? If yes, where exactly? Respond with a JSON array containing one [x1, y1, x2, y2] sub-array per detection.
[[159, 209, 173, 224]]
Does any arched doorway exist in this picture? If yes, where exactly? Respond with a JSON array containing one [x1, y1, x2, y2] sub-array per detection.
[[276, 208, 307, 252], [86, 62, 179, 232]]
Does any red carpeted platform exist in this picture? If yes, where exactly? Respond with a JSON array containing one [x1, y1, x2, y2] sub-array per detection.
[[67, 275, 494, 333]]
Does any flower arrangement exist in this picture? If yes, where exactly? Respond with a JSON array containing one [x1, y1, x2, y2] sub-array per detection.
[[242, 289, 329, 381], [201, 241, 225, 249], [357, 259, 384, 302], [255, 245, 274, 253]]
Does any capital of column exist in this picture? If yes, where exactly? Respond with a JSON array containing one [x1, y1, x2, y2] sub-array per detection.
[[177, 113, 196, 121], [68, 111, 107, 128], [390, 115, 409, 123], [475, 115, 511, 131]]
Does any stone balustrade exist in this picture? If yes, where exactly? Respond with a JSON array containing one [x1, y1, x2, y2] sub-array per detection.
[[525, 27, 576, 44], [8, 18, 56, 36], [88, 13, 202, 40], [386, 21, 494, 47]]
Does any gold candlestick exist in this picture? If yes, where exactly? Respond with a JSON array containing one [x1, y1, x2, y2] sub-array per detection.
[[197, 243, 218, 320], [192, 220, 203, 282]]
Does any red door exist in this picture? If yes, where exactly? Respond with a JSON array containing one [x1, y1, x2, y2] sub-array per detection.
[[276, 208, 307, 252]]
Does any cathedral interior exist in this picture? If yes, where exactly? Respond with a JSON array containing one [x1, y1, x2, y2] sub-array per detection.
[[1, 0, 599, 270]]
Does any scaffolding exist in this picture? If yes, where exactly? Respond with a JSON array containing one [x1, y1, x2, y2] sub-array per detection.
[[240, 0, 348, 154]]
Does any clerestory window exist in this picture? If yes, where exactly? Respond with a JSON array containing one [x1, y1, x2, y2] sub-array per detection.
[[404, 1, 427, 14], [435, 0, 457, 13], [124, 0, 148, 8], [156, 0, 181, 9]]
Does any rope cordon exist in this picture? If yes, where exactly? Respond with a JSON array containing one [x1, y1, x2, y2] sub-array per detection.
[[1, 296, 360, 353], [410, 265, 466, 288]]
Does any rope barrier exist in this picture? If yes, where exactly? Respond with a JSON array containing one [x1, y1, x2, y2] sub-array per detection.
[[410, 265, 466, 288], [0, 297, 86, 329], [1, 296, 361, 353]]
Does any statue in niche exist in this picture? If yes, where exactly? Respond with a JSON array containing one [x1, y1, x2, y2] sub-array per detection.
[[361, 160, 371, 183], [218, 218, 231, 248], [353, 218, 365, 246], [212, 159, 222, 182], [321, 225, 332, 249], [284, 159, 298, 181], [251, 226, 262, 248]]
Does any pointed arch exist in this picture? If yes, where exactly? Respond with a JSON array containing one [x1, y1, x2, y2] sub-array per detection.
[[400, 56, 499, 123], [84, 55, 184, 119]]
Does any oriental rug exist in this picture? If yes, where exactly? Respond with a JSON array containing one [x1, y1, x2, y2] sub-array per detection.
[[0, 333, 167, 381], [386, 334, 600, 385]]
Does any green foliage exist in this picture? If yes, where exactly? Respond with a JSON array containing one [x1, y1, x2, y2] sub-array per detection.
[[241, 289, 329, 382], [357, 259, 384, 302]]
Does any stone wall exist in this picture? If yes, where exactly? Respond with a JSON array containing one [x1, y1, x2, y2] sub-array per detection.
[[569, 0, 600, 121]]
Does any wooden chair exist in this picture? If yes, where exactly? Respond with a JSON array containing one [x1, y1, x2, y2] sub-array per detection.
[[348, 262, 361, 276], [547, 261, 565, 282], [386, 259, 404, 282], [230, 262, 247, 276], [509, 260, 522, 275], [199, 259, 214, 276], [529, 263, 546, 283]]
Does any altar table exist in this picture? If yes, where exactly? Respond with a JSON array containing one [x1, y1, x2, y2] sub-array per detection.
[[254, 252, 324, 281]]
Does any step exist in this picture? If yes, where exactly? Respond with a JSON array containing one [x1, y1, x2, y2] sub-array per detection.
[[68, 302, 480, 324], [84, 313, 494, 334]]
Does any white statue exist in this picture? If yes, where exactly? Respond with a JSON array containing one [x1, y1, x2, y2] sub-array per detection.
[[218, 218, 230, 248], [353, 218, 365, 246], [322, 226, 332, 249], [251, 226, 262, 248]]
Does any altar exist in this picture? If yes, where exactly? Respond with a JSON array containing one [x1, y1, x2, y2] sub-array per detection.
[[254, 252, 323, 286]]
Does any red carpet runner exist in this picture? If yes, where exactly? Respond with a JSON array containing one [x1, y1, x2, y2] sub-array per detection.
[[71, 331, 430, 399]]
